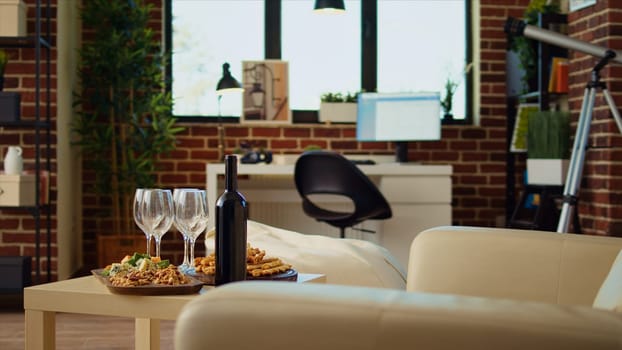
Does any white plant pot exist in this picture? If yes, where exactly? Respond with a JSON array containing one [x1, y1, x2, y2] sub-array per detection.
[[527, 158, 570, 185], [319, 102, 357, 123]]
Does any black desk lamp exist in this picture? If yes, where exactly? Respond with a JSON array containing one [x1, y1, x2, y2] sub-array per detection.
[[216, 62, 243, 161]]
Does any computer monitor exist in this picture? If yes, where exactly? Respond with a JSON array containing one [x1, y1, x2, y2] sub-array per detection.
[[356, 92, 441, 163]]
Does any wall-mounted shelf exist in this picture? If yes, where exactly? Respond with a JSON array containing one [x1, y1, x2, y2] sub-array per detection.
[[0, 0, 52, 284]]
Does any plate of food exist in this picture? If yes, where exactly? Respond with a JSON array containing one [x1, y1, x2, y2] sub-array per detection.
[[190, 244, 298, 285], [92, 253, 204, 295]]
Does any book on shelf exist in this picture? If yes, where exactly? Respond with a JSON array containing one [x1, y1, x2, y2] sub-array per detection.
[[548, 57, 569, 94]]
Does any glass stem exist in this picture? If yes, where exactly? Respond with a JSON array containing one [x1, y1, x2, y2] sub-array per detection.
[[145, 234, 152, 256], [155, 237, 162, 258], [189, 238, 196, 265], [183, 235, 190, 267]]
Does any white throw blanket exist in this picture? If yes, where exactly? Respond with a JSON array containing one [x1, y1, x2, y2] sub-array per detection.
[[205, 220, 406, 290]]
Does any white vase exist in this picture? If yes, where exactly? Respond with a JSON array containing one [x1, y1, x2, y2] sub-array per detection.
[[4, 146, 23, 175]]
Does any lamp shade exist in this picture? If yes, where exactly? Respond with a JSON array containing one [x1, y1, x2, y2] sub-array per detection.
[[314, 0, 345, 11], [216, 62, 243, 94]]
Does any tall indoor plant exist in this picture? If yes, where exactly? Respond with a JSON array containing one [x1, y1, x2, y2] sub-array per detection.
[[72, 0, 182, 244]]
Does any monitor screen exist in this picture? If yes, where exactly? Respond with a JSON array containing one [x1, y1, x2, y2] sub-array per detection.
[[356, 92, 441, 162]]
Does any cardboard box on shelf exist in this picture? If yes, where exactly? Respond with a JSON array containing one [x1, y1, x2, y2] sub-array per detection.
[[0, 173, 35, 206], [0, 0, 27, 37]]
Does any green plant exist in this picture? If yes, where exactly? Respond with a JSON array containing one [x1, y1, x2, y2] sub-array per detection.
[[527, 110, 570, 159], [304, 144, 323, 151], [320, 91, 359, 103], [440, 77, 459, 117], [72, 0, 183, 235], [0, 49, 8, 76], [509, 0, 561, 92]]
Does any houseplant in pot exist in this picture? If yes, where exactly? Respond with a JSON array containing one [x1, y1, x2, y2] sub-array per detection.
[[526, 110, 570, 185], [440, 77, 458, 120], [0, 49, 7, 91], [319, 91, 358, 123], [72, 0, 183, 266]]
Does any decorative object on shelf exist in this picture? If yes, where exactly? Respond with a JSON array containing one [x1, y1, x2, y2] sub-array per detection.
[[0, 49, 19, 122], [547, 56, 569, 93], [319, 91, 358, 123], [526, 110, 570, 185], [241, 60, 290, 124], [3, 145, 23, 175], [510, 103, 539, 152], [440, 77, 459, 120], [0, 49, 7, 91], [72, 0, 183, 263], [508, 0, 561, 93], [314, 0, 345, 12], [0, 173, 35, 206], [216, 62, 244, 161], [0, 0, 27, 36], [0, 91, 20, 122]]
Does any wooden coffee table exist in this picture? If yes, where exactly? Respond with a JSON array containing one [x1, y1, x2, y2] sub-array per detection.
[[24, 273, 325, 350]]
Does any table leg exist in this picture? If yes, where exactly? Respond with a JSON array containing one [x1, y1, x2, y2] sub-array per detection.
[[135, 318, 160, 350], [25, 309, 56, 350]]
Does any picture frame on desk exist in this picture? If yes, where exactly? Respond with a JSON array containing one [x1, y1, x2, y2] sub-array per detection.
[[241, 60, 291, 124]]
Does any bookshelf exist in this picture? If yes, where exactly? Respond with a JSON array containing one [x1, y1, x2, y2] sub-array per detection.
[[505, 13, 568, 230]]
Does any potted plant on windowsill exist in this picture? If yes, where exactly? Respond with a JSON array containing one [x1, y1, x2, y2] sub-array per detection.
[[72, 0, 183, 267], [319, 91, 358, 123], [441, 77, 459, 120], [526, 110, 570, 185]]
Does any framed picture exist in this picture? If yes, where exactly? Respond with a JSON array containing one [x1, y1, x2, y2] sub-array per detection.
[[510, 103, 539, 153], [569, 0, 596, 12], [241, 60, 291, 124]]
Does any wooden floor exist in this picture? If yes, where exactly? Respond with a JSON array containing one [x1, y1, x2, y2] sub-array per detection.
[[0, 303, 176, 350]]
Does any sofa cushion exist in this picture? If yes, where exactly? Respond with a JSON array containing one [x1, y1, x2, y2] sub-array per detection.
[[593, 249, 622, 312], [205, 220, 406, 289]]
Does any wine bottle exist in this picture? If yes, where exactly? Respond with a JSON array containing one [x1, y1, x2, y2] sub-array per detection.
[[215, 155, 248, 285]]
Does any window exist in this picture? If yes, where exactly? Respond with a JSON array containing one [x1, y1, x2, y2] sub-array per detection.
[[378, 0, 468, 119], [166, 0, 472, 123], [282, 1, 361, 110], [168, 1, 264, 118]]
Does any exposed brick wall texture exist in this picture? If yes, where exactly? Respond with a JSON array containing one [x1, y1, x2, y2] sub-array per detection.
[[3, 0, 621, 281]]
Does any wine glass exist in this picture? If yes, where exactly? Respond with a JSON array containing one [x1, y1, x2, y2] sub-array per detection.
[[141, 189, 174, 258], [173, 188, 198, 271], [133, 188, 152, 256], [174, 189, 208, 272]]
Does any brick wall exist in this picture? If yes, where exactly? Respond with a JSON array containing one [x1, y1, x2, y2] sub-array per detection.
[[566, 0, 622, 235], [4, 0, 622, 281]]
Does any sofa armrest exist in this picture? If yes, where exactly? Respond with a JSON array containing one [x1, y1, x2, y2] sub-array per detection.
[[175, 282, 622, 350], [407, 226, 622, 306]]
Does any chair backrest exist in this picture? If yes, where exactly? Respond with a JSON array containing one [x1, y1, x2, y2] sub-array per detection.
[[294, 151, 392, 228]]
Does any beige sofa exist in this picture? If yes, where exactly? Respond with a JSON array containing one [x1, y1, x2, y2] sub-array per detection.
[[176, 226, 622, 349]]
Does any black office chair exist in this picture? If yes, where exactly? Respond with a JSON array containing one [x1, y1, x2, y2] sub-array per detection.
[[294, 151, 392, 238]]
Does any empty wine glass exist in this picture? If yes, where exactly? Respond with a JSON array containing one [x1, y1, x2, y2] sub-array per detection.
[[174, 189, 208, 272], [173, 188, 198, 271], [133, 188, 152, 256], [141, 189, 174, 258]]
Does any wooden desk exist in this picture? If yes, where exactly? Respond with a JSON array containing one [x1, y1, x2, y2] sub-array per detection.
[[24, 274, 325, 350], [206, 162, 452, 267]]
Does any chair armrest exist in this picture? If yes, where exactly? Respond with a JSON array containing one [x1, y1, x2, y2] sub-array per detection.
[[407, 226, 622, 305], [175, 282, 622, 350]]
